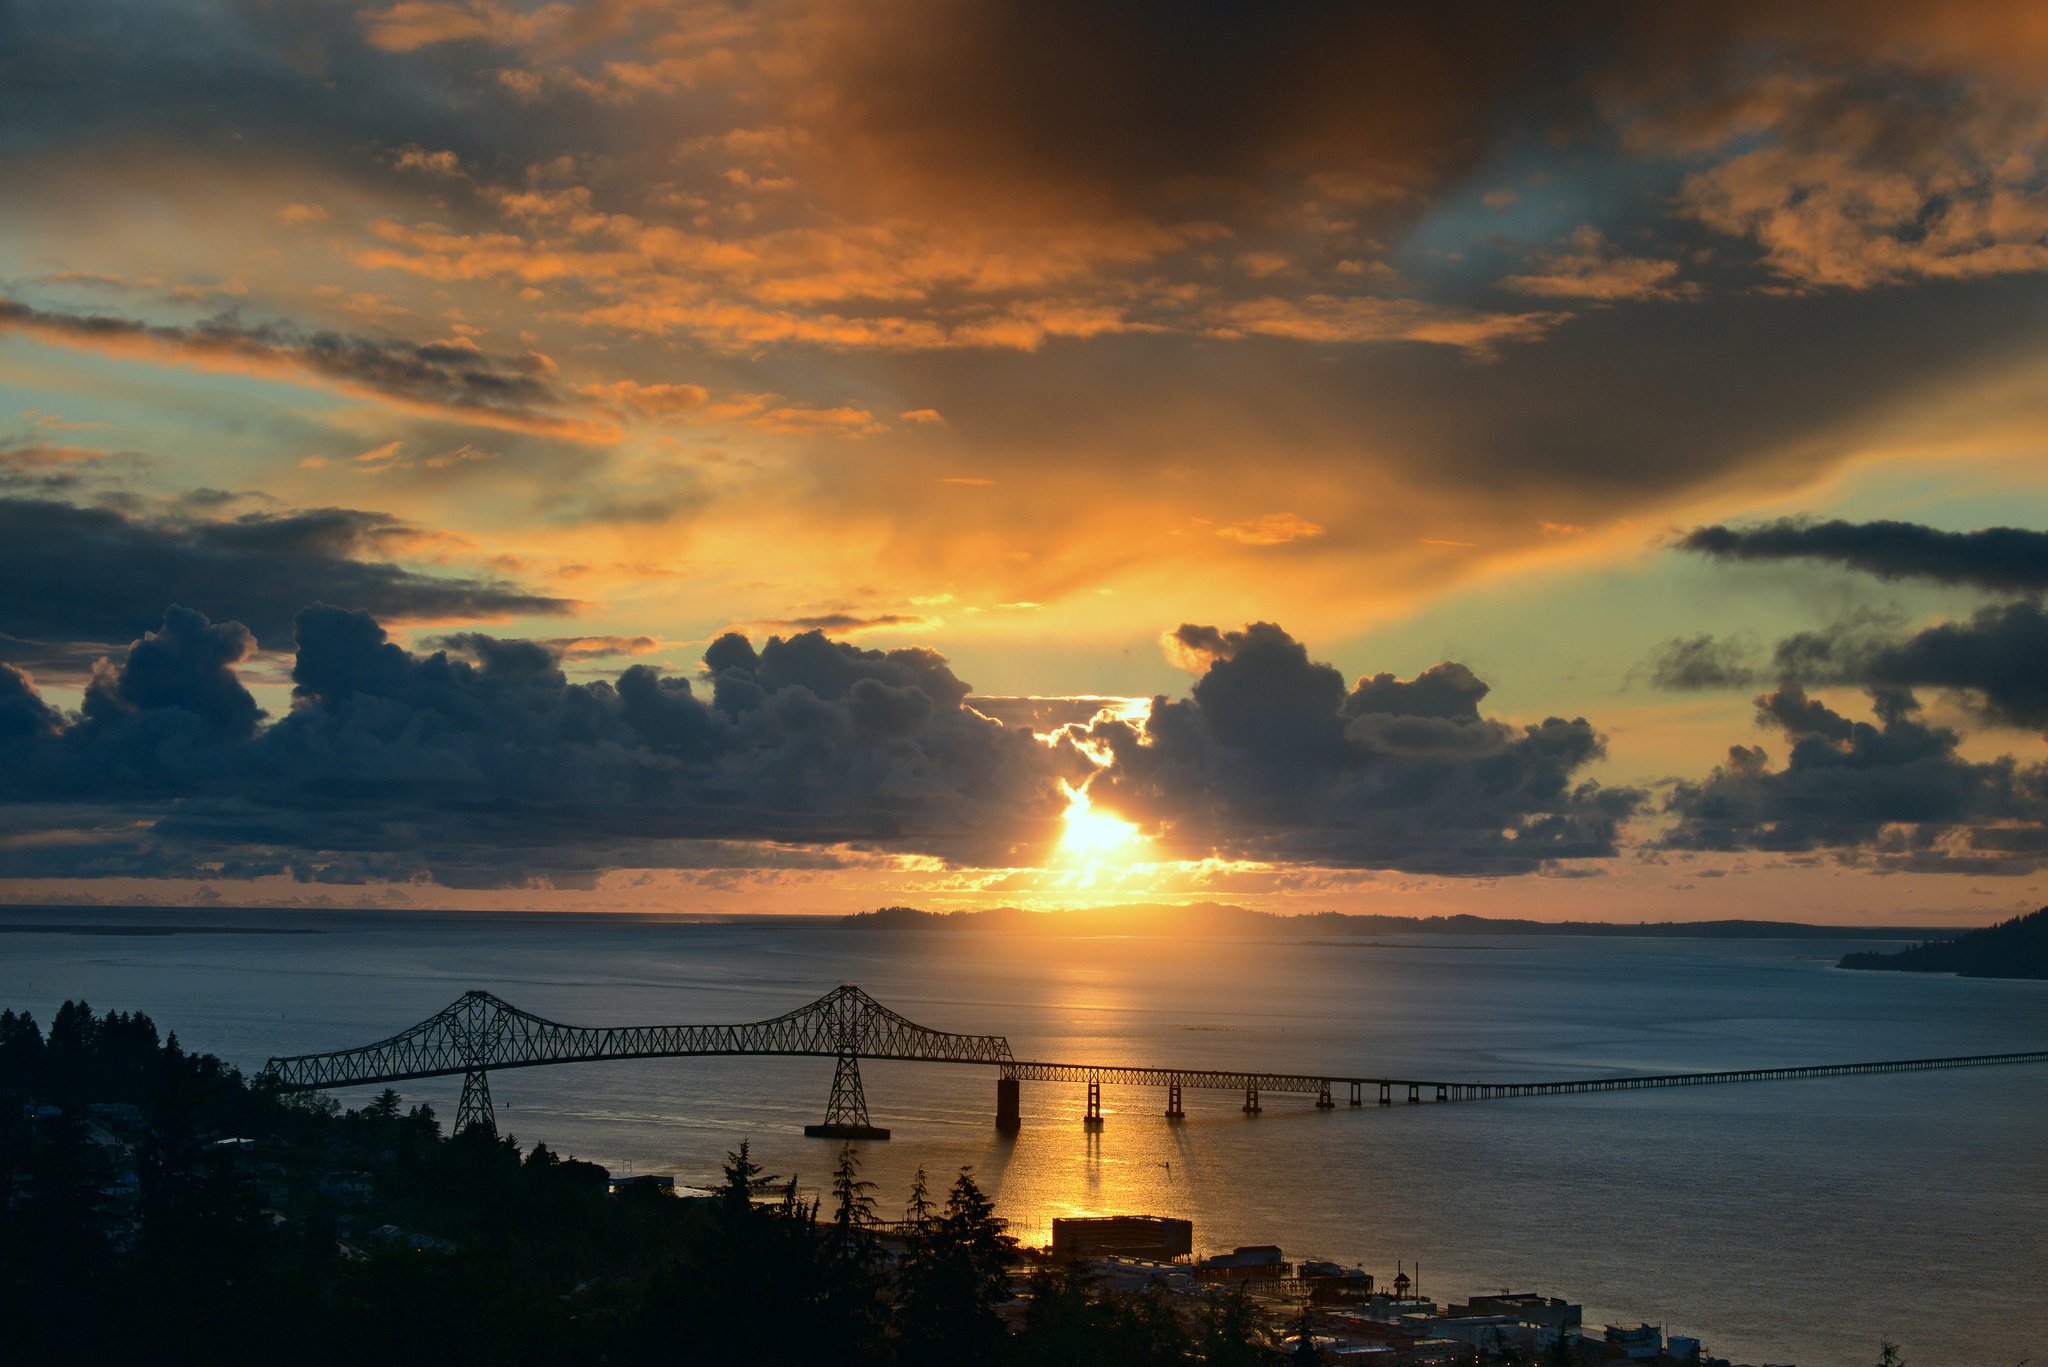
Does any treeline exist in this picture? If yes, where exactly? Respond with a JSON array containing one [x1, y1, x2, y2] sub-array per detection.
[[0, 1002, 1294, 1367], [1838, 906, 2048, 979]]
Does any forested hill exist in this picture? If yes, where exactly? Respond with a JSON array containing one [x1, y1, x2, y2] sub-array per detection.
[[1838, 908, 2048, 980]]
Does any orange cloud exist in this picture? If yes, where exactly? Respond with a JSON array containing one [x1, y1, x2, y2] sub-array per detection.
[[1499, 227, 1696, 302], [578, 378, 713, 419], [1216, 513, 1326, 546]]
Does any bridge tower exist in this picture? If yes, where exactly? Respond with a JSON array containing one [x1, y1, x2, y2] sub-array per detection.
[[449, 991, 508, 1136], [803, 984, 891, 1140]]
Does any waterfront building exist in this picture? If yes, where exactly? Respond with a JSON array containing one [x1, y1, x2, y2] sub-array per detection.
[[1605, 1321, 1665, 1359], [1050, 1214, 1194, 1261]]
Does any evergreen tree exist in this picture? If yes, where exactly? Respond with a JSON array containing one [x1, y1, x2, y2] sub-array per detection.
[[1202, 1289, 1281, 1367], [894, 1167, 1015, 1367], [828, 1143, 879, 1259], [0, 1008, 43, 1091]]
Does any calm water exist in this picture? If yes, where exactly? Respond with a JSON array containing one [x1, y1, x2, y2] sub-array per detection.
[[3, 908, 2044, 1367]]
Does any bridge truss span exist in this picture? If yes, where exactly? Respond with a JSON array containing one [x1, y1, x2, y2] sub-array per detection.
[[261, 983, 2048, 1138], [263, 984, 1012, 1136]]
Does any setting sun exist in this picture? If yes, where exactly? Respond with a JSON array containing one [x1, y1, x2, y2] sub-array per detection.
[[1056, 782, 1146, 866]]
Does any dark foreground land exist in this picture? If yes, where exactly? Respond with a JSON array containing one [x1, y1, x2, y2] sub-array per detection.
[[0, 1001, 1444, 1367], [0, 1003, 1940, 1367], [1838, 906, 2048, 979]]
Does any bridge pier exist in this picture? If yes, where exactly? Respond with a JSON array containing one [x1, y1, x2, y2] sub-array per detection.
[[1316, 1080, 1334, 1110], [995, 1076, 1021, 1132], [1083, 1077, 1103, 1128], [1242, 1084, 1261, 1115], [1349, 1081, 1362, 1107], [805, 1050, 890, 1141], [1165, 1078, 1184, 1119], [1407, 1083, 1420, 1105], [1378, 1082, 1391, 1106]]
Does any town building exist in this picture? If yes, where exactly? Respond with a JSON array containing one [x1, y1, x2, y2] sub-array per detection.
[[1050, 1214, 1193, 1261]]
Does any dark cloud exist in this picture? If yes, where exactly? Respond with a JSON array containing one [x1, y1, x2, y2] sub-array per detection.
[[0, 496, 575, 663], [797, 0, 1572, 222], [1776, 601, 2048, 731], [80, 605, 263, 739], [0, 297, 609, 441], [1645, 633, 1762, 690], [0, 605, 1076, 885], [0, 664, 62, 749], [0, 609, 1647, 885], [763, 613, 922, 634], [1083, 622, 1639, 875], [967, 696, 1135, 732], [1680, 519, 2048, 592], [427, 631, 664, 663], [1662, 684, 2048, 872]]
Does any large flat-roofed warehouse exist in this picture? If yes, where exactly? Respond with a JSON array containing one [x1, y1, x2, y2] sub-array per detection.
[[1050, 1215, 1194, 1262]]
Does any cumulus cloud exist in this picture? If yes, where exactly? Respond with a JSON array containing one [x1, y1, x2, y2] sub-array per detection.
[[1079, 622, 1639, 875], [0, 605, 1076, 884], [0, 497, 574, 664], [0, 609, 1647, 885], [1679, 518, 2048, 592], [1663, 684, 2048, 872]]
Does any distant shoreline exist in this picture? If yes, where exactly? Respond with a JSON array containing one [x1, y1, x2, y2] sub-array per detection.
[[840, 902, 1947, 940], [0, 901, 1954, 940], [0, 924, 323, 937]]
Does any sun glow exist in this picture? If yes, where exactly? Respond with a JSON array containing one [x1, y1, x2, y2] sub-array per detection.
[[1056, 781, 1146, 866]]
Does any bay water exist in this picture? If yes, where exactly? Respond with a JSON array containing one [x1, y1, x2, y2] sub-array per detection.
[[3, 907, 2043, 1367]]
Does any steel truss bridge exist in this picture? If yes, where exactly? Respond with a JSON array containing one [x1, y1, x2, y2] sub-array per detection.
[[260, 984, 2048, 1138]]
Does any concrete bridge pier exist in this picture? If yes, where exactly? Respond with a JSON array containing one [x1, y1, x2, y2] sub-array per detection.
[[1242, 1084, 1261, 1115], [1164, 1078, 1184, 1119], [995, 1076, 1021, 1132], [1083, 1077, 1104, 1128], [1316, 1080, 1335, 1110]]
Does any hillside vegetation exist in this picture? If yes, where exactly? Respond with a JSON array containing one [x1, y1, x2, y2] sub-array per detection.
[[1838, 907, 2048, 980]]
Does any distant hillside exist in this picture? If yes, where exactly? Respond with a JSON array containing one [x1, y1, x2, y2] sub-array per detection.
[[841, 904, 1938, 940], [1839, 907, 2048, 979]]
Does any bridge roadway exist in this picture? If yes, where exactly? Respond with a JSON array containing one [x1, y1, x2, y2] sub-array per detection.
[[1003, 1050, 2048, 1114], [259, 984, 2048, 1137]]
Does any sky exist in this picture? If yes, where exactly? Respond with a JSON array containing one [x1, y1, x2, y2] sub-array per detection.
[[4, 0, 2048, 922]]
